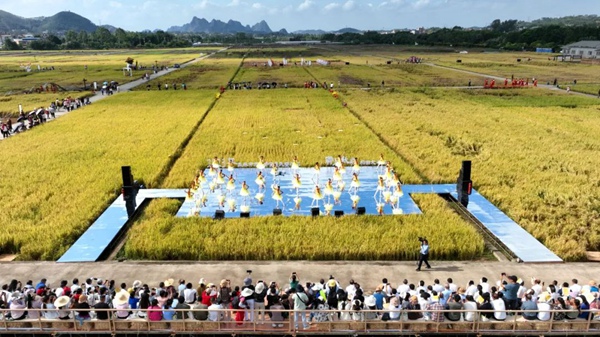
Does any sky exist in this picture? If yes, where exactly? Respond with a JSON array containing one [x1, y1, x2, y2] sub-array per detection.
[[3, 0, 600, 32]]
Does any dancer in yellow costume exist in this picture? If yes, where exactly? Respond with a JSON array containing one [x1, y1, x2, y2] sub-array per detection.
[[272, 185, 284, 208], [212, 156, 220, 169], [256, 155, 265, 170], [352, 157, 360, 173], [291, 155, 299, 171], [292, 173, 301, 189], [255, 171, 266, 192], [311, 185, 324, 207], [226, 174, 236, 191]]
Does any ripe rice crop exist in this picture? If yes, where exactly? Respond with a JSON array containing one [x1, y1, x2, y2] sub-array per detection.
[[341, 87, 600, 260], [0, 90, 216, 260], [123, 194, 485, 261]]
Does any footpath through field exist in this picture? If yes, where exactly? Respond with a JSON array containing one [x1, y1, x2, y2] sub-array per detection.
[[1, 261, 597, 291], [0, 47, 229, 141]]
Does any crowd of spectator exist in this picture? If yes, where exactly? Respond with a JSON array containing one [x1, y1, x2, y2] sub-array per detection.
[[0, 272, 598, 330]]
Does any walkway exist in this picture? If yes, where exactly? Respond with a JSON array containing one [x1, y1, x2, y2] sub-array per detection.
[[1, 261, 597, 295], [1, 47, 229, 141]]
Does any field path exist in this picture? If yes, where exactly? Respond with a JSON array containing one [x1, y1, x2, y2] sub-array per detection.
[[0, 260, 594, 292], [1, 47, 230, 141]]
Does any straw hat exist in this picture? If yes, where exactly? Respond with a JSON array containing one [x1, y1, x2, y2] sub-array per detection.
[[241, 288, 254, 298], [364, 296, 376, 307], [255, 282, 265, 294], [164, 278, 175, 287], [198, 278, 206, 285], [54, 296, 70, 308], [132, 280, 143, 288], [328, 279, 337, 288], [114, 291, 130, 306]]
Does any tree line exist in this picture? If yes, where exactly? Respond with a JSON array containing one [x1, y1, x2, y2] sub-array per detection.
[[3, 20, 600, 51]]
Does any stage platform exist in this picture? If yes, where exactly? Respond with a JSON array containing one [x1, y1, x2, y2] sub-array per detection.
[[58, 167, 562, 263]]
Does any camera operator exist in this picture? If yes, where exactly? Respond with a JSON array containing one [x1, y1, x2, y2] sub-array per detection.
[[416, 238, 431, 271]]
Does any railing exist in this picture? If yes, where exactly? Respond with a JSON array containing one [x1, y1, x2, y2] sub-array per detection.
[[1, 307, 599, 335]]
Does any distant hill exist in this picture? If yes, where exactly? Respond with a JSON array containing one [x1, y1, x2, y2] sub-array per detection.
[[0, 10, 97, 33], [292, 28, 362, 34], [167, 17, 272, 34]]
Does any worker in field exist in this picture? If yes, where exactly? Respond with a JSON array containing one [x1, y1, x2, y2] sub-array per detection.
[[504, 78, 508, 87], [490, 80, 495, 88]]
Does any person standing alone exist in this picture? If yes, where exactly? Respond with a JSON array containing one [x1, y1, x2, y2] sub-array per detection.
[[416, 238, 431, 271]]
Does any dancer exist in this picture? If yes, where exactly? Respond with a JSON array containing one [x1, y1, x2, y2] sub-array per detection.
[[226, 174, 236, 192], [352, 157, 360, 174], [255, 171, 266, 193], [292, 173, 302, 190], [256, 156, 265, 171], [350, 172, 360, 195], [272, 184, 284, 209], [291, 155, 300, 172], [333, 166, 343, 182], [311, 185, 324, 207], [212, 156, 220, 169], [312, 162, 321, 185], [227, 159, 235, 173]]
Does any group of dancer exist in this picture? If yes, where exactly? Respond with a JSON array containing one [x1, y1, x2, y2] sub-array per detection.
[[186, 155, 404, 216]]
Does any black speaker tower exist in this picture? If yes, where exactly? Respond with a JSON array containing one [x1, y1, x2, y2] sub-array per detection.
[[456, 161, 472, 207], [121, 166, 137, 217]]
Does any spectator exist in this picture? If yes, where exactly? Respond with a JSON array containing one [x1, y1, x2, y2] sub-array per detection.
[[148, 299, 162, 321], [175, 295, 191, 320], [94, 293, 110, 320], [491, 292, 507, 321], [74, 294, 91, 325], [43, 294, 59, 319], [137, 293, 150, 318], [207, 297, 223, 322], [163, 299, 176, 321], [387, 296, 401, 321], [463, 295, 478, 322], [479, 293, 494, 321], [292, 285, 309, 330], [552, 297, 567, 320], [445, 294, 463, 321], [537, 296, 552, 321], [521, 293, 538, 320], [405, 295, 422, 320], [10, 292, 27, 320], [183, 283, 197, 304], [113, 291, 131, 319], [270, 298, 285, 327], [255, 281, 267, 323], [427, 294, 445, 323], [372, 286, 385, 310]]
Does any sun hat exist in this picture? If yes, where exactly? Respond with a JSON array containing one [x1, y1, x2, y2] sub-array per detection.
[[198, 278, 206, 285], [207, 283, 215, 288], [241, 288, 254, 298], [114, 291, 130, 305], [11, 291, 23, 300], [364, 296, 376, 307], [54, 296, 70, 308], [255, 282, 265, 294], [132, 280, 142, 288], [164, 278, 174, 287], [328, 280, 337, 288]]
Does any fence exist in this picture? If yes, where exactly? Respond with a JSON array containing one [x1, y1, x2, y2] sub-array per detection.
[[1, 307, 599, 335]]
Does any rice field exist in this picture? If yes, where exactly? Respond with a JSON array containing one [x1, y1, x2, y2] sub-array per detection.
[[1, 45, 598, 261]]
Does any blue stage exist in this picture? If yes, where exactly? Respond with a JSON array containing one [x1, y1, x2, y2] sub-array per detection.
[[58, 166, 562, 263]]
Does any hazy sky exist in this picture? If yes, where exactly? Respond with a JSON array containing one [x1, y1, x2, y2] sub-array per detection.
[[3, 0, 599, 32]]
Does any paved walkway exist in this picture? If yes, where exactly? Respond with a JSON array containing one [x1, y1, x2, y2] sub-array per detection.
[[0, 261, 597, 292]]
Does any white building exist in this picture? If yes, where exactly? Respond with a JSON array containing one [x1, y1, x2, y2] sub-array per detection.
[[0, 35, 13, 48], [562, 40, 600, 59]]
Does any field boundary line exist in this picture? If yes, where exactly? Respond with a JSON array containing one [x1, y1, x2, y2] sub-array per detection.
[[153, 54, 247, 188], [302, 66, 430, 183]]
